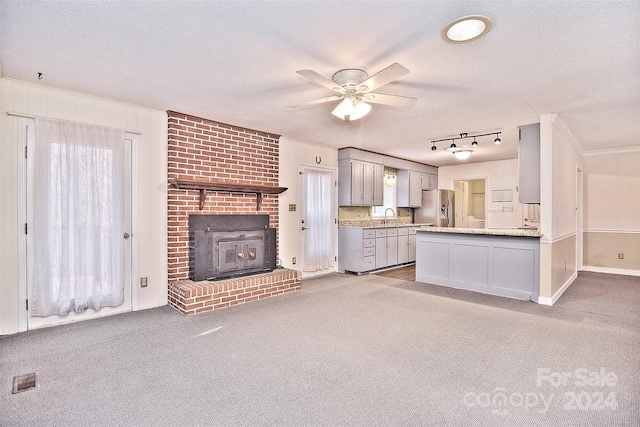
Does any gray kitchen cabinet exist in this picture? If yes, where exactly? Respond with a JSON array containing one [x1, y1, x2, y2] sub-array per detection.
[[375, 228, 398, 269], [397, 227, 417, 264], [372, 163, 384, 206], [422, 173, 438, 190], [338, 228, 377, 273], [518, 123, 541, 204], [338, 159, 384, 206], [339, 226, 415, 273], [397, 170, 422, 207], [409, 230, 416, 262]]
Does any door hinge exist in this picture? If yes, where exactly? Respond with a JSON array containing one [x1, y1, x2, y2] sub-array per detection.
[[24, 223, 27, 234], [25, 146, 28, 158], [26, 299, 28, 311]]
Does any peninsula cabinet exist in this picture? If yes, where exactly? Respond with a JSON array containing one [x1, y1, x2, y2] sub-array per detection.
[[338, 159, 384, 206]]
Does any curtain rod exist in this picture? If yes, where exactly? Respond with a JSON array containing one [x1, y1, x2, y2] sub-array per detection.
[[6, 111, 142, 135]]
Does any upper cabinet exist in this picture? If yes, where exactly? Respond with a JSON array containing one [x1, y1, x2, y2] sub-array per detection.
[[422, 173, 438, 191], [338, 147, 437, 208], [339, 159, 384, 206], [518, 123, 541, 204], [397, 170, 423, 207]]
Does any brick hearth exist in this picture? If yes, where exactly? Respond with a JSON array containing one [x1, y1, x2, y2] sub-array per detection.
[[168, 269, 301, 315]]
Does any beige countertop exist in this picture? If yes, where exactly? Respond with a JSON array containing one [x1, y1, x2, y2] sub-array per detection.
[[415, 226, 542, 238], [338, 220, 433, 229]]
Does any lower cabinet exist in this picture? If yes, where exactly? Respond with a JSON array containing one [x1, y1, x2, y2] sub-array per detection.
[[397, 228, 416, 264], [338, 226, 414, 274], [375, 228, 398, 269]]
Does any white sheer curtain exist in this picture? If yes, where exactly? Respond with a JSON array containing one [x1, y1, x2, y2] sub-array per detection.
[[302, 168, 334, 272], [31, 118, 126, 317]]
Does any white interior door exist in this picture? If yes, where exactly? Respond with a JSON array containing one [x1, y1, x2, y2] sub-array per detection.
[[25, 121, 132, 330], [299, 166, 337, 278]]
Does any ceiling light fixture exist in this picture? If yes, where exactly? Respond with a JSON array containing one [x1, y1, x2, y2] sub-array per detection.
[[494, 133, 502, 144], [441, 15, 492, 44], [446, 141, 460, 152], [331, 94, 371, 121], [430, 131, 502, 159], [453, 150, 472, 160]]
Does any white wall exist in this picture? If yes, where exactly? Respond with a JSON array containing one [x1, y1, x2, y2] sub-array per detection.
[[278, 137, 338, 277], [583, 150, 640, 274], [0, 78, 168, 334], [438, 159, 522, 229], [538, 114, 583, 302]]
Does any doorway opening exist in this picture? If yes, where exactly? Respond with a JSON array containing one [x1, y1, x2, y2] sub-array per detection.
[[454, 179, 486, 228]]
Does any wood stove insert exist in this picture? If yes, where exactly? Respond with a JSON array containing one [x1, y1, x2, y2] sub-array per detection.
[[189, 215, 276, 281]]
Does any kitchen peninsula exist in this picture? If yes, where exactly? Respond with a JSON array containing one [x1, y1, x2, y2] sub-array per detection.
[[415, 227, 542, 301]]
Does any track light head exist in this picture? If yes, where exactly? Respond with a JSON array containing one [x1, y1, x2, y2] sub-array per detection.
[[471, 138, 478, 147], [431, 142, 437, 151]]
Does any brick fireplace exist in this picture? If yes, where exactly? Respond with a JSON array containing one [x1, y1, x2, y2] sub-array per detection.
[[167, 111, 300, 315]]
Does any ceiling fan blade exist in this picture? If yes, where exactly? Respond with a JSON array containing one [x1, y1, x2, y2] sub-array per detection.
[[287, 95, 343, 108], [360, 92, 416, 107], [356, 63, 410, 93], [296, 70, 344, 93]]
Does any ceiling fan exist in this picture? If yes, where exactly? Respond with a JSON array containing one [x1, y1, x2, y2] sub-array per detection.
[[288, 62, 416, 121]]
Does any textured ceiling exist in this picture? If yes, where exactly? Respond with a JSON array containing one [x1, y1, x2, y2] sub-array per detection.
[[1, 1, 638, 167]]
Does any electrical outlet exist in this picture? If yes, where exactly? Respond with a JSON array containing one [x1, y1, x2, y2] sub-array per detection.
[[618, 253, 624, 260], [292, 257, 296, 265], [140, 277, 148, 288]]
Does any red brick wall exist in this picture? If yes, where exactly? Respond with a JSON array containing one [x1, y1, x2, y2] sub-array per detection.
[[167, 111, 281, 281]]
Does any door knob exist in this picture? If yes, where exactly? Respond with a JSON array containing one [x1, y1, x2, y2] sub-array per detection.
[[301, 227, 308, 231], [123, 232, 130, 239]]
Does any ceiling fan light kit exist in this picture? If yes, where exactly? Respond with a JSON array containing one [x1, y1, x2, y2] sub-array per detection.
[[288, 62, 416, 121], [331, 95, 372, 121]]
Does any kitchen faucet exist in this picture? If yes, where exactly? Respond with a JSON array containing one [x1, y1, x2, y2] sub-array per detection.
[[384, 208, 396, 225]]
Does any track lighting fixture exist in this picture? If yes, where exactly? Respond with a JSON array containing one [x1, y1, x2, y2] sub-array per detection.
[[429, 131, 502, 159]]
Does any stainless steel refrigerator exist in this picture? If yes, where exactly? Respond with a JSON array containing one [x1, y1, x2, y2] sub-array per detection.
[[414, 190, 455, 227]]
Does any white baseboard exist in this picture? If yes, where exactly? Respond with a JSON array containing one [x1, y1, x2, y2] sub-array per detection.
[[581, 266, 640, 277], [537, 272, 578, 306]]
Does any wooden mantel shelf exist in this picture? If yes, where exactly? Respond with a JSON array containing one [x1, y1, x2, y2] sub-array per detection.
[[168, 178, 287, 210]]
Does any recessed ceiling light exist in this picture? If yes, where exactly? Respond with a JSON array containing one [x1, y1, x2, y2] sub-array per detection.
[[442, 15, 492, 44]]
